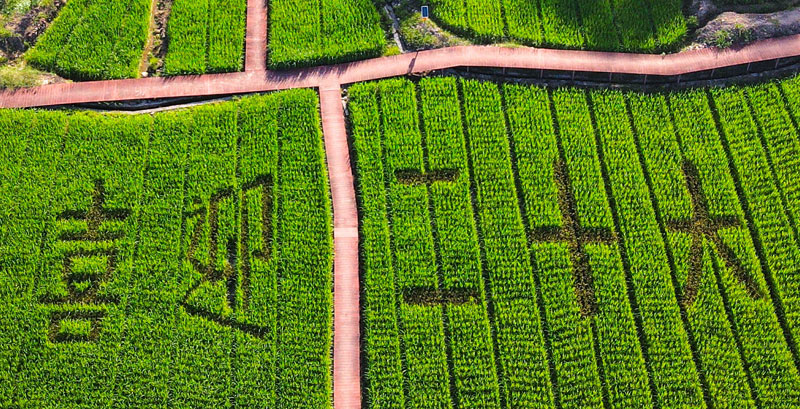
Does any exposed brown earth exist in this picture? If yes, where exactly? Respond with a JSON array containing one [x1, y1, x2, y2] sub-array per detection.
[[0, 0, 65, 59], [690, 0, 800, 48], [139, 0, 174, 76], [694, 7, 800, 48]]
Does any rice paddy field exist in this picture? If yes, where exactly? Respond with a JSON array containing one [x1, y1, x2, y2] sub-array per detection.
[[0, 90, 333, 408], [163, 0, 247, 75], [268, 0, 386, 69], [4, 64, 800, 409], [25, 0, 248, 80], [25, 0, 153, 80], [19, 0, 694, 79], [23, 0, 385, 78], [427, 0, 687, 51], [350, 76, 800, 409]]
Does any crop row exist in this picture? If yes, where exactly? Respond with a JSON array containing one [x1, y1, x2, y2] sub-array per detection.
[[351, 76, 800, 409], [419, 78, 501, 408], [589, 90, 705, 409], [164, 0, 247, 75], [26, 0, 152, 80], [0, 90, 332, 408], [269, 0, 385, 69], [543, 88, 652, 409], [708, 86, 800, 406], [426, 0, 685, 52]]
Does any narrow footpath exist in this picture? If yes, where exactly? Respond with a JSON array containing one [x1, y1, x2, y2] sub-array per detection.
[[244, 0, 267, 72], [320, 82, 362, 409], [2, 34, 800, 108]]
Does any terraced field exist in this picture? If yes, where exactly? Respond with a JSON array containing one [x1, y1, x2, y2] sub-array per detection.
[[350, 76, 800, 409], [427, 0, 686, 51], [0, 90, 332, 408]]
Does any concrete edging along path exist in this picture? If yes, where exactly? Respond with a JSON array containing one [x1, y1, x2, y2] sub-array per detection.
[[3, 1, 800, 408]]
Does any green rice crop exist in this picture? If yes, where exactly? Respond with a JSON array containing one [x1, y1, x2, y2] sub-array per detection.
[[164, 0, 247, 75], [425, 0, 685, 51], [636, 91, 756, 408], [26, 0, 152, 80], [0, 90, 332, 408], [269, 0, 385, 69], [351, 75, 800, 409]]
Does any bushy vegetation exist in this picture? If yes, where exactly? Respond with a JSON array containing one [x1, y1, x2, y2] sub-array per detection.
[[350, 77, 800, 409], [269, 0, 385, 69], [25, 0, 152, 80], [164, 0, 247, 75], [0, 90, 333, 408], [426, 0, 686, 52]]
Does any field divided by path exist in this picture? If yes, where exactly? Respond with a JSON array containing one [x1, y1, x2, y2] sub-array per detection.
[[349, 76, 800, 409], [3, 29, 800, 409], [0, 90, 333, 409]]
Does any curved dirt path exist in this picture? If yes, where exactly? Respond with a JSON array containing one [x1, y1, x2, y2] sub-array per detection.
[[2, 34, 800, 108]]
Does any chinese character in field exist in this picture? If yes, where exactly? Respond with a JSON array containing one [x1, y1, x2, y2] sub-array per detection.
[[667, 163, 762, 306], [395, 167, 482, 307], [181, 175, 274, 338], [39, 180, 129, 343], [531, 162, 615, 317]]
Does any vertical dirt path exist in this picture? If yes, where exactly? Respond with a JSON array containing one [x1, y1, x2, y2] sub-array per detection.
[[320, 82, 362, 409], [245, 0, 268, 72], [138, 0, 160, 75]]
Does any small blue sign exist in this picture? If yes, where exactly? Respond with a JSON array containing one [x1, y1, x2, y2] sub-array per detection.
[[421, 5, 429, 19]]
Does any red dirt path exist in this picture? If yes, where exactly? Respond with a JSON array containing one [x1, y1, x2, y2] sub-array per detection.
[[2, 34, 800, 108], [321, 83, 361, 409]]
